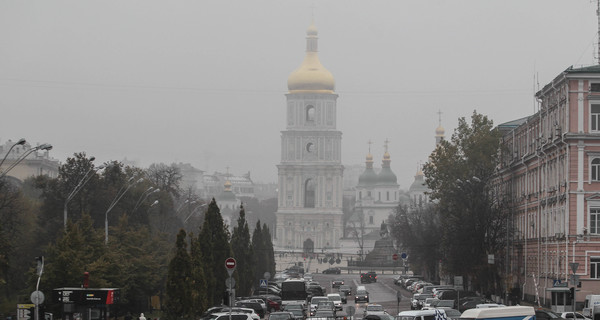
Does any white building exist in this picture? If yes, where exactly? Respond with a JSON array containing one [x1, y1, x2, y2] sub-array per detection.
[[275, 23, 344, 251]]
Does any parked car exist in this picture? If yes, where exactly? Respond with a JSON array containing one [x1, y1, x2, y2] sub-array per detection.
[[322, 267, 341, 274], [561, 312, 591, 320], [236, 300, 266, 318], [443, 309, 461, 320], [397, 309, 447, 320], [410, 293, 433, 310], [458, 297, 493, 312], [201, 307, 260, 320], [208, 313, 253, 320], [535, 308, 567, 320]]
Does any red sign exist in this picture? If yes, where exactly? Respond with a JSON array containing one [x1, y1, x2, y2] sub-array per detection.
[[392, 253, 399, 261], [225, 257, 237, 270]]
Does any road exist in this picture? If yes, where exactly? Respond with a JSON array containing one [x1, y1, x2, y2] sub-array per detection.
[[309, 272, 414, 319]]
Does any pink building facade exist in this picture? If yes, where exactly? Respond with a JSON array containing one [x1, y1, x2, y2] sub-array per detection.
[[496, 65, 600, 305]]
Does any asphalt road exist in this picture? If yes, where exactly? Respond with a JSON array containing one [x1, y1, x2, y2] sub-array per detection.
[[310, 272, 414, 319]]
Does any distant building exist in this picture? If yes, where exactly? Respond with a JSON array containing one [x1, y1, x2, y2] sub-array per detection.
[[275, 22, 344, 251], [0, 139, 59, 185]]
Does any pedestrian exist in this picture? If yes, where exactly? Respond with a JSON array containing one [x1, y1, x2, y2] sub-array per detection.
[[139, 313, 146, 320]]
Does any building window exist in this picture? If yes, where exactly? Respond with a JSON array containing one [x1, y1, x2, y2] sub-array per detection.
[[593, 158, 600, 181], [387, 191, 390, 201], [592, 83, 600, 92], [591, 258, 600, 279], [304, 178, 316, 208], [592, 104, 600, 132], [369, 216, 374, 224], [592, 208, 600, 234], [359, 191, 362, 199], [306, 105, 315, 122]]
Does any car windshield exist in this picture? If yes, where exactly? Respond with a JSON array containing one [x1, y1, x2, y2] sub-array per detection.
[[314, 311, 334, 317], [286, 305, 303, 310], [357, 290, 367, 295], [328, 296, 341, 302], [312, 297, 329, 304], [269, 314, 291, 320]]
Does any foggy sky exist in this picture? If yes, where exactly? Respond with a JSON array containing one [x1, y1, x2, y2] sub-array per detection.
[[1, 1, 597, 187]]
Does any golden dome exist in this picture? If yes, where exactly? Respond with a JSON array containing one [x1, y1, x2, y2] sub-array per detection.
[[383, 151, 390, 160], [435, 125, 445, 136], [366, 153, 373, 162], [287, 23, 335, 94]]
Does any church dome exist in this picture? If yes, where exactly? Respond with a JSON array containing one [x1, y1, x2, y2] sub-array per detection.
[[287, 23, 335, 94], [358, 153, 378, 187], [378, 151, 397, 185], [217, 179, 237, 202], [409, 169, 428, 192], [435, 125, 445, 136]]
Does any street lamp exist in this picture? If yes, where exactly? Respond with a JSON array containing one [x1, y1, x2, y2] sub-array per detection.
[[184, 203, 207, 223], [63, 159, 105, 230], [0, 143, 52, 178], [0, 138, 26, 168], [132, 187, 160, 213], [105, 176, 144, 244]]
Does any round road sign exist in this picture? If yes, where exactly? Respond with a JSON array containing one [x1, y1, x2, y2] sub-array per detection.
[[225, 257, 237, 270], [401, 252, 408, 259], [392, 253, 399, 261], [31, 290, 45, 305]]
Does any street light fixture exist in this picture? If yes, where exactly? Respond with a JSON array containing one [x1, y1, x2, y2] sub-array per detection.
[[184, 203, 207, 223], [0, 143, 52, 178], [105, 177, 144, 244], [63, 159, 105, 230], [0, 138, 26, 168], [132, 187, 160, 213]]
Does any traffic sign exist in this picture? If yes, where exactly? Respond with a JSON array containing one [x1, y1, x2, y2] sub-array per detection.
[[392, 253, 399, 261], [30, 291, 44, 305], [225, 257, 236, 276], [260, 279, 268, 288], [400, 252, 408, 259]]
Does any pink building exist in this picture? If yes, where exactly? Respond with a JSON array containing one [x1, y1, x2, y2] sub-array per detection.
[[496, 65, 600, 306]]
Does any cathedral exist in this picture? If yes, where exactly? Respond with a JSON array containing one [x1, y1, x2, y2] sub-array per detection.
[[274, 22, 344, 251]]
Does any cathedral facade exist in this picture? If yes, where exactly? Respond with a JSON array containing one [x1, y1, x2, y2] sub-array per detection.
[[275, 23, 344, 251]]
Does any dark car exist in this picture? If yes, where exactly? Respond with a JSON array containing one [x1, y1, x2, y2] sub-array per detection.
[[307, 284, 326, 297], [360, 272, 377, 283], [535, 308, 568, 320], [322, 267, 341, 274], [331, 279, 344, 288], [355, 288, 369, 303], [236, 301, 265, 318], [338, 285, 351, 303], [458, 297, 493, 312]]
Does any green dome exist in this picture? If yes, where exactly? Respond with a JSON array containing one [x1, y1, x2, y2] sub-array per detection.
[[409, 170, 428, 192], [358, 167, 378, 186], [377, 167, 397, 185]]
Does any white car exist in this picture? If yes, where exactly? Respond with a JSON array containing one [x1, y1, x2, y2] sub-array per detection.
[[310, 296, 330, 315], [327, 293, 343, 311], [363, 304, 387, 318], [561, 312, 592, 320], [208, 313, 253, 320]]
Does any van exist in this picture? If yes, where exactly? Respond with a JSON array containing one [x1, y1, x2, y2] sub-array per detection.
[[397, 309, 447, 320], [460, 306, 535, 320]]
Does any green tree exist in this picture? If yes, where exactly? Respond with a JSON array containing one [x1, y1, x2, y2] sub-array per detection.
[[422, 111, 506, 293], [262, 223, 275, 277], [231, 205, 254, 296], [164, 229, 193, 320], [198, 198, 231, 305], [189, 231, 208, 316]]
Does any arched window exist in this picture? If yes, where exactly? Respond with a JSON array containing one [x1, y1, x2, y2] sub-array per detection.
[[305, 179, 316, 208], [306, 105, 315, 122], [593, 158, 600, 181]]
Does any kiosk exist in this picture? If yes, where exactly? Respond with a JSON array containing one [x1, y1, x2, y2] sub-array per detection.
[[547, 286, 573, 312], [53, 288, 120, 320]]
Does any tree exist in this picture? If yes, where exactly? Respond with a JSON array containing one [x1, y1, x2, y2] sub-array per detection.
[[251, 221, 275, 288], [146, 163, 182, 198], [189, 231, 208, 316], [389, 203, 441, 281], [261, 223, 275, 277], [231, 205, 254, 296], [197, 198, 231, 305], [164, 229, 193, 320], [422, 111, 506, 293], [348, 210, 367, 260]]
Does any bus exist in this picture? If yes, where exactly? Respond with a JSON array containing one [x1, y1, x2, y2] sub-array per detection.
[[281, 279, 307, 306], [460, 306, 535, 320]]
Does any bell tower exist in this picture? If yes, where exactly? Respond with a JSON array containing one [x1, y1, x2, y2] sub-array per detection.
[[275, 22, 344, 250]]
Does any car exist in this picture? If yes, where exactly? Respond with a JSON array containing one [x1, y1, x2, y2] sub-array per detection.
[[458, 297, 493, 312], [442, 309, 461, 320], [360, 272, 377, 283], [208, 313, 253, 320], [355, 287, 369, 303], [363, 304, 386, 318], [327, 293, 343, 311], [421, 298, 439, 309], [561, 312, 591, 320], [535, 308, 567, 320], [338, 285, 351, 303], [269, 312, 295, 320], [201, 307, 260, 320], [310, 296, 330, 315], [322, 267, 341, 274], [307, 284, 325, 298], [312, 310, 335, 319], [316, 301, 335, 313], [236, 300, 266, 318], [288, 309, 305, 320], [396, 309, 447, 320], [410, 293, 433, 310], [331, 279, 344, 288]]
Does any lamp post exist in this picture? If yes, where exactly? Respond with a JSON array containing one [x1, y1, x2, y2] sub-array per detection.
[[63, 158, 103, 230], [0, 138, 26, 168], [184, 203, 207, 223], [0, 143, 52, 178], [105, 177, 144, 245], [132, 187, 160, 213]]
